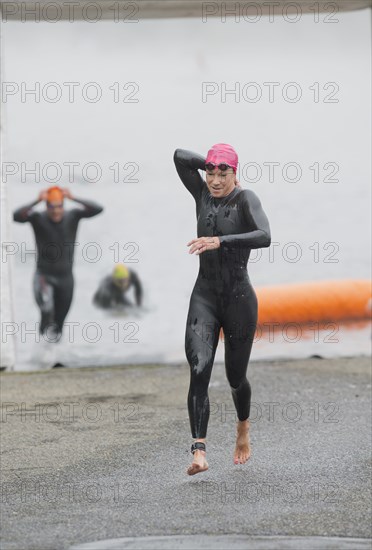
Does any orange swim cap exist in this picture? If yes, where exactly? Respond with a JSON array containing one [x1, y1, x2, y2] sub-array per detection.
[[46, 186, 64, 203]]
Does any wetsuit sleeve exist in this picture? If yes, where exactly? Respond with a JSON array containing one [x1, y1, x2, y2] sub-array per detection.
[[13, 201, 40, 223], [93, 278, 112, 308], [173, 149, 206, 201], [219, 190, 271, 249], [130, 271, 143, 306], [72, 198, 104, 219]]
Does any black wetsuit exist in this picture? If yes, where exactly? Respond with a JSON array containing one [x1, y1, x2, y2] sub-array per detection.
[[13, 199, 103, 337], [174, 149, 271, 439], [93, 271, 143, 309]]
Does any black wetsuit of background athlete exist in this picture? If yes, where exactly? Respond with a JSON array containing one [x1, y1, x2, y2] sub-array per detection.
[[93, 271, 143, 309], [174, 149, 271, 439], [13, 199, 103, 338]]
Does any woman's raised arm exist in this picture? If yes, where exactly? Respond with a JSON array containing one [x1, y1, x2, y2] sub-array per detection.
[[173, 148, 206, 202]]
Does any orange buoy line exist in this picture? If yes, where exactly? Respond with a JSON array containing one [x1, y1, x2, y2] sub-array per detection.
[[256, 279, 372, 325], [219, 280, 371, 341]]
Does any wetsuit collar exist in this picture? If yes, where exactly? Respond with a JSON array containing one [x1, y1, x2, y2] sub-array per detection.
[[211, 185, 240, 202]]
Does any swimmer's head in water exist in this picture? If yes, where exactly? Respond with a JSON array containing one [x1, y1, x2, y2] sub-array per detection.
[[112, 263, 130, 290], [46, 186, 64, 223], [205, 143, 238, 198]]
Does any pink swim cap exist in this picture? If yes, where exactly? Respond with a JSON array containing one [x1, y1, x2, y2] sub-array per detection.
[[206, 143, 238, 173]]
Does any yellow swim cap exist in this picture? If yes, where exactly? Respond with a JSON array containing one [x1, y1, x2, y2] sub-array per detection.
[[112, 263, 129, 280]]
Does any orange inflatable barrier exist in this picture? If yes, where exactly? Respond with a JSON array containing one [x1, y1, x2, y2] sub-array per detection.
[[256, 279, 372, 325]]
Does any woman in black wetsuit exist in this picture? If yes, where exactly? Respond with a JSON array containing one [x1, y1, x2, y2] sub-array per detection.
[[174, 144, 271, 475]]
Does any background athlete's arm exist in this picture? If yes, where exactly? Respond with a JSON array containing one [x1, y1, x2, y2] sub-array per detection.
[[64, 189, 104, 218], [173, 148, 206, 201], [13, 192, 44, 222], [93, 277, 112, 309], [130, 271, 143, 306], [219, 190, 271, 249]]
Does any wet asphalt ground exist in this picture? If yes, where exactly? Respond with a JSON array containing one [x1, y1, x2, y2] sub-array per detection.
[[1, 356, 371, 549]]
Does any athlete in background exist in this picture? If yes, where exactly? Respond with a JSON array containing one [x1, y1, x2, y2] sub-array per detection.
[[93, 263, 143, 309], [13, 186, 103, 341]]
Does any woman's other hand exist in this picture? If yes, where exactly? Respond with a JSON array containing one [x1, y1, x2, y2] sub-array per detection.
[[187, 237, 221, 255]]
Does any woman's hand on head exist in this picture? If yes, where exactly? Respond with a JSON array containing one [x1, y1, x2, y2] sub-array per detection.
[[187, 237, 220, 255]]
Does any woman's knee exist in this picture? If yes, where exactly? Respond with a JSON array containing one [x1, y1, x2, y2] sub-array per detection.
[[227, 372, 249, 391], [185, 332, 216, 376], [188, 360, 213, 392]]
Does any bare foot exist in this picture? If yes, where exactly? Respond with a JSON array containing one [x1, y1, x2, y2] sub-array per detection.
[[234, 419, 251, 464], [187, 450, 209, 476]]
